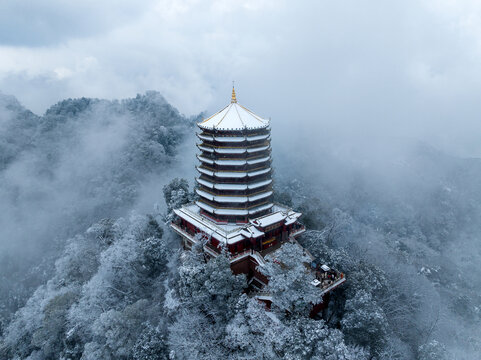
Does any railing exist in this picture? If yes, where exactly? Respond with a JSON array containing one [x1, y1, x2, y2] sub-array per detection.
[[198, 173, 272, 184], [198, 141, 271, 149], [290, 225, 306, 237], [197, 137, 270, 146], [311, 262, 346, 293], [230, 248, 254, 262], [203, 242, 221, 258], [199, 150, 272, 161], [170, 222, 198, 244], [197, 186, 273, 198], [177, 206, 252, 236], [197, 198, 272, 210], [198, 153, 272, 163], [199, 164, 270, 173], [200, 129, 270, 137], [314, 274, 346, 294], [199, 163, 271, 174]]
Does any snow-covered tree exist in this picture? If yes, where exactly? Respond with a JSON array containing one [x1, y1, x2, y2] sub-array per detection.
[[260, 241, 320, 314], [82, 299, 151, 359], [418, 340, 449, 360], [224, 296, 285, 359], [132, 323, 169, 360], [0, 212, 172, 360], [168, 245, 246, 359], [341, 290, 388, 352], [224, 296, 369, 360], [163, 178, 191, 223]]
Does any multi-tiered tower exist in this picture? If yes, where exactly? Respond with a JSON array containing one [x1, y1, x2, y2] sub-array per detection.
[[171, 88, 345, 313], [195, 88, 273, 223]]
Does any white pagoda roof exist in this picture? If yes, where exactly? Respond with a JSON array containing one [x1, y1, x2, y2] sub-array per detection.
[[172, 202, 299, 245], [198, 88, 270, 131]]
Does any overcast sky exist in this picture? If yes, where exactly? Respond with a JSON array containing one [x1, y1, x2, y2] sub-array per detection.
[[1, 0, 481, 156]]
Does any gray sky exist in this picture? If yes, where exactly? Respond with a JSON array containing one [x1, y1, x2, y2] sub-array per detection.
[[1, 0, 481, 156]]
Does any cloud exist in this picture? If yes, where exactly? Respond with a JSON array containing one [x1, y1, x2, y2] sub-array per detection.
[[0, 0, 156, 46], [1, 0, 481, 155]]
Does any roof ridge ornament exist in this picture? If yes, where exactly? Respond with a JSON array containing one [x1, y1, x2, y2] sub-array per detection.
[[231, 84, 237, 103]]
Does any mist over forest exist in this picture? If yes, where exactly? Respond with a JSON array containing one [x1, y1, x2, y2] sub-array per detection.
[[0, 89, 479, 359]]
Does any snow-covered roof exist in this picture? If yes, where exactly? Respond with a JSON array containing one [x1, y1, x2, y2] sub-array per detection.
[[172, 203, 302, 245], [214, 147, 247, 154], [198, 88, 270, 131], [213, 183, 246, 190], [249, 202, 274, 214], [196, 156, 270, 167], [240, 227, 265, 239], [197, 133, 270, 143], [196, 155, 214, 164], [197, 144, 271, 155], [196, 200, 273, 216], [284, 217, 297, 226], [247, 145, 270, 153], [248, 191, 273, 202], [197, 133, 214, 141], [213, 136, 245, 143], [196, 189, 272, 203], [249, 179, 273, 189], [173, 203, 266, 244], [197, 145, 214, 153], [195, 178, 272, 191], [196, 166, 271, 178], [249, 205, 302, 228], [247, 156, 270, 165], [284, 211, 302, 226], [196, 201, 249, 216], [248, 168, 270, 177], [250, 212, 286, 228]]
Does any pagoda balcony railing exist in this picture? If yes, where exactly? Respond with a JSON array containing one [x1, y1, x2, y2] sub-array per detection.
[[199, 152, 272, 161], [197, 198, 272, 211], [290, 225, 306, 238], [229, 248, 255, 262], [200, 129, 270, 137], [197, 185, 273, 197], [204, 241, 222, 256], [199, 149, 272, 161], [198, 138, 270, 147], [172, 220, 196, 236], [202, 240, 265, 262], [311, 265, 345, 293], [199, 163, 270, 173], [198, 174, 272, 184], [198, 163, 271, 173], [197, 141, 270, 150]]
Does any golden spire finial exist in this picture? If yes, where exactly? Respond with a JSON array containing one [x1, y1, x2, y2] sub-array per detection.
[[231, 82, 237, 103]]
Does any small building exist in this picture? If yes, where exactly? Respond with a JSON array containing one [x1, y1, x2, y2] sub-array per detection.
[[171, 87, 344, 316]]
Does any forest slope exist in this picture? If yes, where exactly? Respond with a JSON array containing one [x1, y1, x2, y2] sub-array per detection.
[[1, 92, 480, 359]]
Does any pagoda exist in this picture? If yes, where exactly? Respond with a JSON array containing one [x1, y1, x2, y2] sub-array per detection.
[[195, 87, 273, 223], [171, 87, 344, 314]]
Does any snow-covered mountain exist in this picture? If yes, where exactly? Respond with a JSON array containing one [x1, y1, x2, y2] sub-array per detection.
[[1, 92, 480, 359]]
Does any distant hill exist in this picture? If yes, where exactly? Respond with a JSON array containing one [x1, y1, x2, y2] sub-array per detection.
[[0, 91, 199, 326]]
